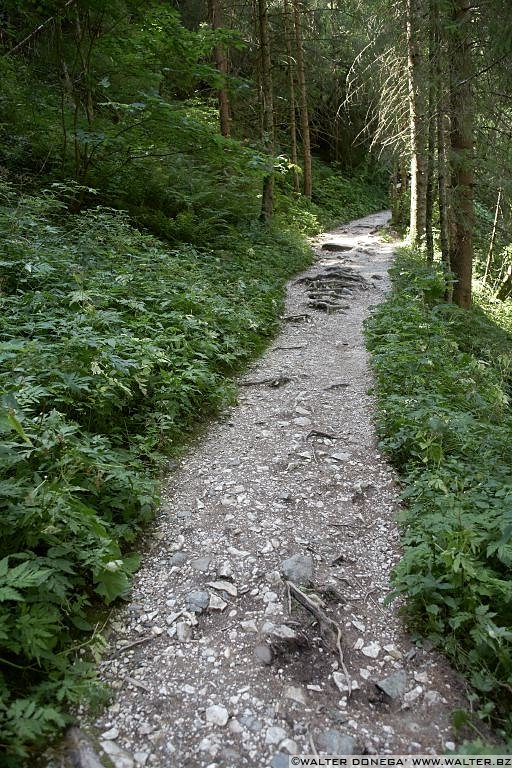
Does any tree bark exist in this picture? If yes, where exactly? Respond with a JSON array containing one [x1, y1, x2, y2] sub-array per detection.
[[448, 0, 474, 308], [435, 15, 451, 276], [425, 0, 436, 262], [483, 188, 502, 284], [208, 0, 231, 137], [406, 0, 427, 244], [257, 0, 274, 223], [292, 0, 312, 199], [283, 0, 299, 192], [496, 265, 512, 301]]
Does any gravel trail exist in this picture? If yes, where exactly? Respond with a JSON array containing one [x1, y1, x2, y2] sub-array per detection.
[[79, 212, 469, 767]]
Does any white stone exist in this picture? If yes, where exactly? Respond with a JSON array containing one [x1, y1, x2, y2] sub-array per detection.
[[361, 642, 381, 659], [240, 619, 258, 632], [265, 726, 287, 744], [284, 685, 308, 705], [100, 741, 134, 768], [209, 594, 228, 611], [176, 622, 192, 642], [229, 719, 243, 734], [333, 672, 360, 693], [101, 728, 119, 740], [206, 705, 229, 727], [280, 738, 299, 754], [207, 580, 238, 597]]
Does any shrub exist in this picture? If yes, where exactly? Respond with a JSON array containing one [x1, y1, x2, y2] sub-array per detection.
[[366, 250, 512, 733]]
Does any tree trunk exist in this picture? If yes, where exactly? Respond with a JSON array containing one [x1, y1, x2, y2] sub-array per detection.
[[448, 0, 474, 308], [436, 31, 451, 275], [257, 0, 274, 223], [483, 188, 502, 284], [292, 0, 312, 199], [283, 0, 299, 192], [406, 0, 427, 244], [208, 0, 231, 137], [496, 265, 512, 301], [425, 0, 436, 262]]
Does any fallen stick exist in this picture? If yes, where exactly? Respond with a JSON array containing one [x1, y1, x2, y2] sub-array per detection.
[[114, 635, 155, 655], [238, 375, 290, 387]]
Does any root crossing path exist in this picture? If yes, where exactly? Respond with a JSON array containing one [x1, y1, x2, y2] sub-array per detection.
[[88, 213, 468, 767]]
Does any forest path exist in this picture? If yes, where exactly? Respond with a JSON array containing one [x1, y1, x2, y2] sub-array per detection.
[[87, 212, 468, 767]]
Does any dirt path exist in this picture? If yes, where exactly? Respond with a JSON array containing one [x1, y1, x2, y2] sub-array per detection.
[[84, 213, 469, 767]]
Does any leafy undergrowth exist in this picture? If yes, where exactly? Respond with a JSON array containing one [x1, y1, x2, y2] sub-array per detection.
[[276, 163, 388, 236], [0, 174, 385, 760], [365, 250, 512, 738]]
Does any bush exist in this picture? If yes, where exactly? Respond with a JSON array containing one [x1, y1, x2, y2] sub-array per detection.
[[366, 250, 512, 733], [0, 184, 314, 759]]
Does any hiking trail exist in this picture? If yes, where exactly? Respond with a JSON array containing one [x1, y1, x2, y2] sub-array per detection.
[[60, 212, 469, 768]]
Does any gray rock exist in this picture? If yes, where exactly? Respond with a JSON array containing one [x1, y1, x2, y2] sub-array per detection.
[[280, 739, 298, 755], [218, 561, 234, 578], [221, 747, 242, 763], [240, 713, 263, 733], [191, 556, 212, 572], [100, 741, 135, 768], [317, 730, 355, 755], [376, 669, 408, 699], [101, 727, 119, 740], [170, 552, 187, 567], [331, 452, 352, 462], [208, 593, 227, 611], [330, 710, 349, 725], [280, 554, 313, 585], [205, 705, 229, 726], [176, 622, 193, 642], [292, 416, 312, 427], [265, 726, 287, 745], [271, 754, 289, 768], [254, 643, 273, 665], [284, 685, 307, 705], [267, 624, 298, 641], [186, 590, 210, 613], [65, 728, 105, 768]]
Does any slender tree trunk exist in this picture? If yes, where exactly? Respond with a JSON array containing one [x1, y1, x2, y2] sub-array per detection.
[[448, 0, 474, 308], [483, 188, 502, 284], [283, 0, 299, 192], [496, 266, 512, 300], [208, 0, 231, 137], [292, 0, 312, 199], [257, 0, 274, 223], [436, 29, 451, 274], [406, 0, 427, 244], [425, 0, 436, 262], [391, 160, 400, 226]]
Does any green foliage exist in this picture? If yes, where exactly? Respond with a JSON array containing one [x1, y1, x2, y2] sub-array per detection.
[[0, 179, 318, 759], [0, 2, 388, 759], [311, 164, 388, 224], [274, 163, 387, 235], [366, 250, 512, 732]]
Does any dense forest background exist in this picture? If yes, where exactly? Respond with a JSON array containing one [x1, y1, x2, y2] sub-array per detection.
[[0, 0, 511, 760]]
